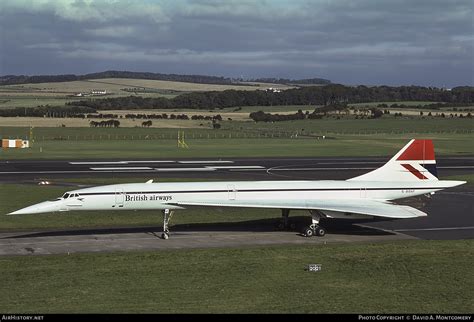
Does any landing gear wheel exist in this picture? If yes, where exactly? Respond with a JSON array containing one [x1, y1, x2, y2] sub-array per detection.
[[315, 227, 326, 237], [304, 227, 314, 238], [275, 221, 285, 230], [161, 232, 169, 240]]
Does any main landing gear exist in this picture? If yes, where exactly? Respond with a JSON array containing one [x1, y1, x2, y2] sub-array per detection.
[[303, 210, 326, 237], [276, 209, 296, 231], [161, 209, 174, 240], [276, 209, 326, 237]]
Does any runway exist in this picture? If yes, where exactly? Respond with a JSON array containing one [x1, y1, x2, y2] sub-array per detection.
[[0, 156, 473, 181], [0, 156, 472, 255]]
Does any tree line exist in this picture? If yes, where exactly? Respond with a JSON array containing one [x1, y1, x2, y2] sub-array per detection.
[[0, 103, 227, 121], [250, 110, 307, 122], [376, 102, 473, 110], [250, 106, 472, 123], [124, 113, 222, 121], [1, 70, 334, 86], [248, 77, 331, 85], [249, 108, 342, 122], [68, 85, 474, 111]]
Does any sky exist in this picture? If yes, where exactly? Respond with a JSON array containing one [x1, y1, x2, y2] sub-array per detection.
[[0, 0, 472, 87]]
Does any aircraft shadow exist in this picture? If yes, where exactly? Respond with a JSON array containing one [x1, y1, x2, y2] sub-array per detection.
[[3, 217, 396, 239], [171, 217, 395, 236]]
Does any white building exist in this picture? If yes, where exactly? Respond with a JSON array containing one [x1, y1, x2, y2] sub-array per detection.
[[91, 89, 107, 95], [266, 87, 281, 93]]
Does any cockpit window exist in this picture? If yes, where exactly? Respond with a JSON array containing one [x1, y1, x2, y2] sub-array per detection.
[[58, 192, 80, 200]]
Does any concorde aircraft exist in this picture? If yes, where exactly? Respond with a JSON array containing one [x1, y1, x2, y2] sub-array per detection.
[[8, 139, 465, 239]]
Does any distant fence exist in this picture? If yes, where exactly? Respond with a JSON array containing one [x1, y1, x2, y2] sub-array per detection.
[[31, 131, 293, 141], [16, 128, 473, 142]]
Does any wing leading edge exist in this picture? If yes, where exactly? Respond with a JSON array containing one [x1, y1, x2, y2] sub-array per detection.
[[166, 199, 427, 219]]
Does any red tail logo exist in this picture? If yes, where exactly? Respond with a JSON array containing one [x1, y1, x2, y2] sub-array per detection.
[[401, 164, 428, 179], [397, 139, 435, 161]]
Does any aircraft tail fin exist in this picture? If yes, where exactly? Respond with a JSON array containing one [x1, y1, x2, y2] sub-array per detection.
[[348, 139, 438, 182]]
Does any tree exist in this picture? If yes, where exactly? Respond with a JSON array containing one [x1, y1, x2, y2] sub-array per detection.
[[142, 120, 152, 127], [369, 108, 383, 118]]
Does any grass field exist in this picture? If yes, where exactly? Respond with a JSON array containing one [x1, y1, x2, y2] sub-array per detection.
[[0, 117, 208, 128], [87, 78, 293, 92], [0, 78, 281, 95], [0, 134, 472, 160], [0, 240, 472, 313], [0, 96, 79, 109], [225, 118, 474, 134], [0, 78, 294, 109], [7, 117, 473, 138], [0, 117, 473, 160]]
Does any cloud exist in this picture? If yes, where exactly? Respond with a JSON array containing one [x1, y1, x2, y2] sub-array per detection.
[[178, 0, 306, 21], [0, 0, 472, 86], [84, 26, 138, 38], [0, 0, 169, 23]]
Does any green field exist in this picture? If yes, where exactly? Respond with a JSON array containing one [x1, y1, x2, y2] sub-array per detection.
[[2, 118, 473, 137], [0, 96, 80, 109], [0, 240, 472, 313], [225, 118, 474, 134], [0, 78, 293, 109], [0, 117, 473, 160], [2, 118, 473, 139], [0, 135, 472, 160]]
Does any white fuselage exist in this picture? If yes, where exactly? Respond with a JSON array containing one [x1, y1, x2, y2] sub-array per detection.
[[30, 179, 457, 214]]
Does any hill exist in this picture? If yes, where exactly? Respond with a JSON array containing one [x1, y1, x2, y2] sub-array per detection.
[[0, 71, 234, 86], [0, 70, 331, 86]]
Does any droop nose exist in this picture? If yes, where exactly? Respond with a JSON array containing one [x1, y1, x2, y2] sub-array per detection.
[[7, 200, 63, 215]]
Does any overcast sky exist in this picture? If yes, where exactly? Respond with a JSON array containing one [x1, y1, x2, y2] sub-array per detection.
[[0, 0, 472, 87]]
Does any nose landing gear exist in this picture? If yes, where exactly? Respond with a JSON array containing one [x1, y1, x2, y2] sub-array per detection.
[[161, 209, 174, 240]]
